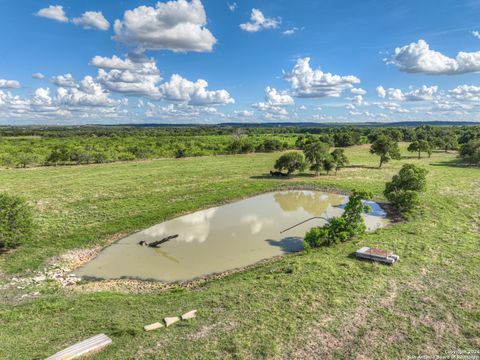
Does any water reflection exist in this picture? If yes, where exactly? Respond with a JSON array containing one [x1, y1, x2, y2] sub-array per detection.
[[142, 207, 218, 243], [74, 190, 390, 282], [274, 191, 346, 216], [240, 214, 274, 235]]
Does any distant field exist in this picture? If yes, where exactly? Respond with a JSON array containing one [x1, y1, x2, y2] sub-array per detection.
[[0, 144, 479, 359]]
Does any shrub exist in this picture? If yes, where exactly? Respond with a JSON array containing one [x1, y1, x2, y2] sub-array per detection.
[[384, 164, 428, 214], [0, 193, 34, 250], [304, 190, 372, 249], [274, 152, 306, 175]]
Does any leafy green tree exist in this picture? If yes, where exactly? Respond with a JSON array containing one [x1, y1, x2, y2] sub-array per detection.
[[227, 138, 242, 154], [333, 132, 355, 147], [370, 135, 401, 168], [459, 140, 480, 165], [407, 140, 432, 159], [274, 152, 306, 175], [304, 190, 372, 249], [323, 155, 335, 175], [175, 147, 186, 158], [262, 139, 282, 152], [46, 145, 71, 165], [0, 193, 34, 249], [384, 164, 428, 214], [434, 133, 458, 152], [303, 141, 330, 176], [331, 148, 349, 174], [15, 152, 40, 168]]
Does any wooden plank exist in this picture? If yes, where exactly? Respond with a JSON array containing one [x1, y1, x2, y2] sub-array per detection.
[[144, 322, 163, 331], [46, 334, 112, 360], [181, 310, 197, 320], [164, 316, 180, 327]]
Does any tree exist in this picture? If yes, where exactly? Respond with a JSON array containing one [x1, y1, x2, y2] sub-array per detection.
[[304, 190, 372, 249], [384, 164, 428, 214], [0, 193, 34, 249], [46, 145, 71, 165], [333, 132, 355, 147], [434, 133, 458, 153], [262, 139, 282, 152], [303, 141, 330, 176], [331, 148, 349, 174], [407, 140, 432, 159], [274, 152, 306, 175], [323, 155, 335, 175], [175, 146, 186, 158], [370, 135, 401, 168], [15, 152, 40, 168], [459, 140, 480, 165]]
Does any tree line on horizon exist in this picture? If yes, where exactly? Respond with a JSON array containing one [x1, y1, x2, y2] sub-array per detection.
[[0, 125, 478, 168]]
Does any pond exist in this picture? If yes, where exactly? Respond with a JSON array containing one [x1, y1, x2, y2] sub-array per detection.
[[73, 190, 390, 282]]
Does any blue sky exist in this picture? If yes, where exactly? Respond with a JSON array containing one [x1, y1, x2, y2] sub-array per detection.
[[1, 0, 480, 124]]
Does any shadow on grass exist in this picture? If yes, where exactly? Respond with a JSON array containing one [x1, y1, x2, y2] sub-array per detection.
[[429, 158, 476, 168], [250, 172, 317, 180], [345, 164, 379, 170], [266, 237, 304, 253]]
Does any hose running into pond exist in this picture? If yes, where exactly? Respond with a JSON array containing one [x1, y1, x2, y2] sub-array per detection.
[[280, 216, 330, 234]]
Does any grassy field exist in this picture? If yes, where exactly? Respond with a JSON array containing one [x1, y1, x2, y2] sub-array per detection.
[[0, 144, 479, 359]]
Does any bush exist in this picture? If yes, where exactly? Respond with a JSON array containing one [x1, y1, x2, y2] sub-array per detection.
[[384, 164, 428, 214], [0, 193, 34, 249], [304, 190, 372, 249]]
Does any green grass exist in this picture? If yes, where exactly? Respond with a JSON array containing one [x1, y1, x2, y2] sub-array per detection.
[[0, 144, 479, 359]]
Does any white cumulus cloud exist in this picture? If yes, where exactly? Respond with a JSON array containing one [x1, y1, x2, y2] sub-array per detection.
[[36, 5, 68, 23], [264, 86, 294, 105], [56, 76, 124, 108], [52, 74, 77, 88], [0, 79, 21, 89], [240, 9, 280, 32], [159, 74, 234, 105], [351, 87, 366, 95], [388, 39, 480, 75], [72, 11, 110, 30], [376, 86, 386, 98], [32, 73, 45, 80], [90, 55, 136, 70], [376, 85, 438, 101], [113, 0, 216, 52], [92, 54, 162, 96], [449, 85, 480, 101], [283, 57, 360, 98]]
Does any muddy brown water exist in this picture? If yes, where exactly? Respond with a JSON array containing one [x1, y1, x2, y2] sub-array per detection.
[[73, 190, 390, 282]]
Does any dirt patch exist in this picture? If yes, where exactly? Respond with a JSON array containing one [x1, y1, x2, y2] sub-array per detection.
[[188, 320, 237, 341]]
